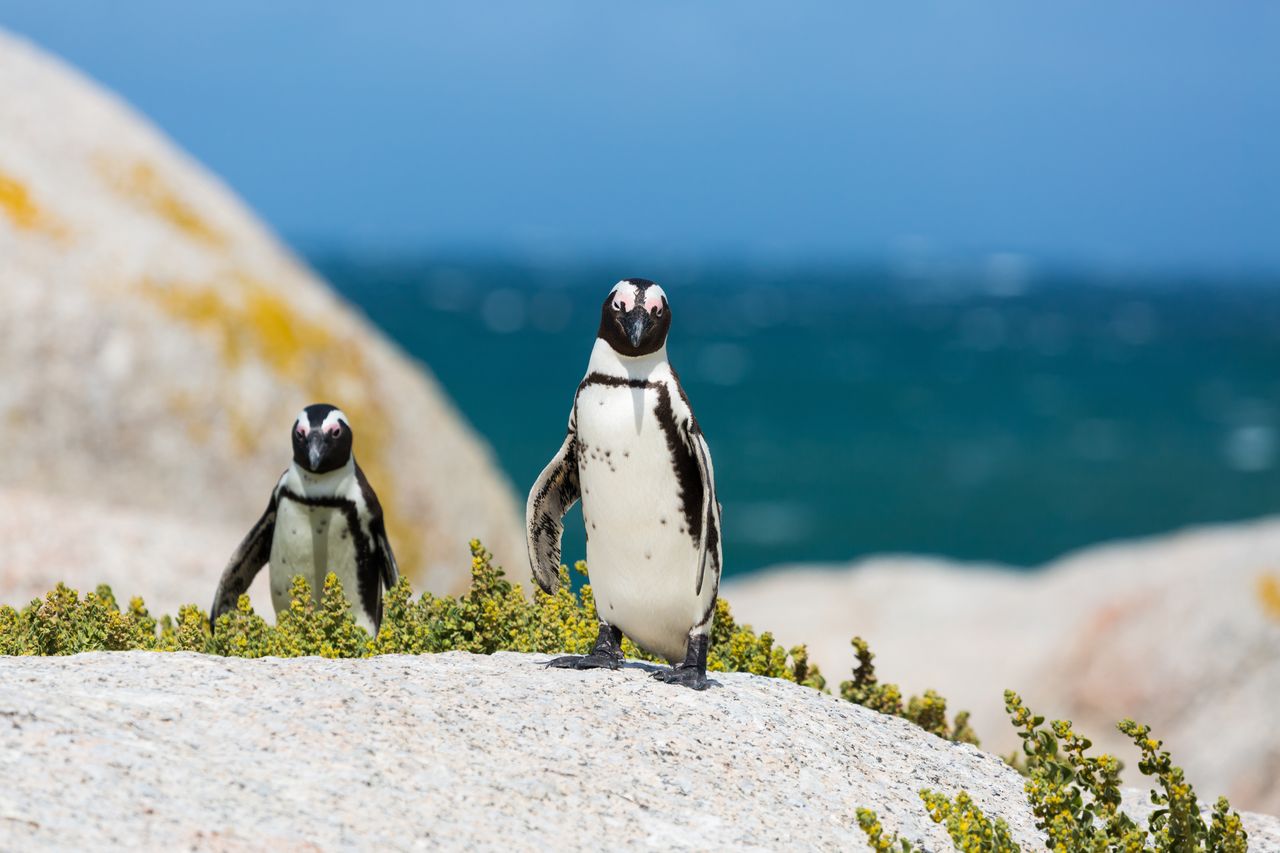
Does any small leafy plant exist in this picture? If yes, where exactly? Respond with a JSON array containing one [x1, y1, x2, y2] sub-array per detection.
[[841, 636, 978, 745], [0, 540, 823, 690], [921, 789, 1018, 851], [857, 806, 916, 852], [856, 790, 1015, 853], [1007, 689, 1246, 851], [856, 692, 1248, 852], [0, 583, 168, 655]]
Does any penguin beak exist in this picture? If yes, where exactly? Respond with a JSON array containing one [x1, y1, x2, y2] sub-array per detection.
[[307, 431, 327, 471], [622, 308, 652, 349]]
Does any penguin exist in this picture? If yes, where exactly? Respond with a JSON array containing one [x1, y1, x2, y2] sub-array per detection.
[[210, 404, 399, 635], [527, 279, 723, 690]]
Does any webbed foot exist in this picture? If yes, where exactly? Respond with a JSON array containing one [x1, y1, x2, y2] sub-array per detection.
[[652, 631, 711, 690], [651, 664, 709, 690], [545, 652, 622, 670], [543, 622, 624, 672]]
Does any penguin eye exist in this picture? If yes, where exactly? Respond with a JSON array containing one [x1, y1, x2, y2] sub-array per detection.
[[651, 305, 663, 317], [326, 424, 342, 438], [613, 300, 622, 311], [295, 426, 306, 439]]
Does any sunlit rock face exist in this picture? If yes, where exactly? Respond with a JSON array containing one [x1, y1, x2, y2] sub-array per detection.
[[2, 652, 1278, 850], [0, 29, 524, 601]]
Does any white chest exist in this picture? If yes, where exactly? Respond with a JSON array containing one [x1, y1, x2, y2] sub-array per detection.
[[575, 382, 679, 516], [574, 380, 702, 661], [269, 497, 362, 617]]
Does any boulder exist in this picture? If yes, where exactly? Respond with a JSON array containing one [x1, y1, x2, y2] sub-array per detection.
[[2, 651, 1275, 850], [0, 486, 265, 617], [724, 517, 1280, 815], [0, 30, 524, 600]]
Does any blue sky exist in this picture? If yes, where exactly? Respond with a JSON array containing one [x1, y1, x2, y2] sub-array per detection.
[[2, 2, 1278, 271]]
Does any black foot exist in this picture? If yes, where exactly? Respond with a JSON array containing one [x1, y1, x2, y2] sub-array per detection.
[[651, 665, 709, 691], [652, 631, 711, 690], [545, 622, 624, 671], [544, 652, 622, 671]]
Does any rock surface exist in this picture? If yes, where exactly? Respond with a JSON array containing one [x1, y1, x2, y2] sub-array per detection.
[[1, 652, 1275, 851], [0, 29, 523, 597], [0, 486, 267, 617], [724, 517, 1280, 815]]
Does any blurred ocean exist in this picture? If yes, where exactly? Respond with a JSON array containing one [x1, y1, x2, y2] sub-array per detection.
[[314, 255, 1280, 578]]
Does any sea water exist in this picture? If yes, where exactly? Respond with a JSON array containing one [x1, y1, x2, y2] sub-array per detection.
[[316, 255, 1280, 578]]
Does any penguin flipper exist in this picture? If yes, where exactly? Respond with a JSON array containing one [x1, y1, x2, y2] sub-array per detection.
[[689, 425, 722, 599], [526, 427, 580, 594], [210, 489, 279, 630], [355, 464, 399, 591], [372, 520, 399, 591]]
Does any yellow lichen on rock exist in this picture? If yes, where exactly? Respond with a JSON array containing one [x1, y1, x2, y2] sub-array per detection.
[[241, 285, 334, 374], [1257, 572, 1280, 622], [0, 170, 39, 228], [98, 158, 225, 246], [0, 169, 64, 235], [138, 277, 337, 378]]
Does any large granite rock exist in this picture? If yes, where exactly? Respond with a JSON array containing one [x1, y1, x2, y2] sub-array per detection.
[[0, 30, 524, 599], [0, 485, 268, 618], [1, 651, 1275, 850], [724, 518, 1280, 815]]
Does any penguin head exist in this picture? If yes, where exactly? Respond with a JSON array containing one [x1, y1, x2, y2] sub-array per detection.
[[598, 279, 671, 357], [291, 404, 353, 474]]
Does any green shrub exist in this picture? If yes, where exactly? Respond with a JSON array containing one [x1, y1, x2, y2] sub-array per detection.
[[367, 544, 602, 658], [841, 636, 978, 745], [1009, 689, 1246, 851], [857, 807, 915, 852], [858, 694, 1248, 853], [920, 789, 1018, 852], [0, 540, 823, 690], [1114, 719, 1247, 853], [856, 790, 1015, 852], [0, 583, 165, 655]]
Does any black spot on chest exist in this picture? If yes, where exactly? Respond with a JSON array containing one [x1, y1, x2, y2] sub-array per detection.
[[574, 373, 703, 548]]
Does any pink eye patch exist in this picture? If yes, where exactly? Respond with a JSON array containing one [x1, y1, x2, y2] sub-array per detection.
[[643, 284, 668, 311], [612, 288, 636, 312]]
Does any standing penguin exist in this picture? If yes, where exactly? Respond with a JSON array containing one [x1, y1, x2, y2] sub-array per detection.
[[528, 279, 722, 690], [211, 404, 399, 635]]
